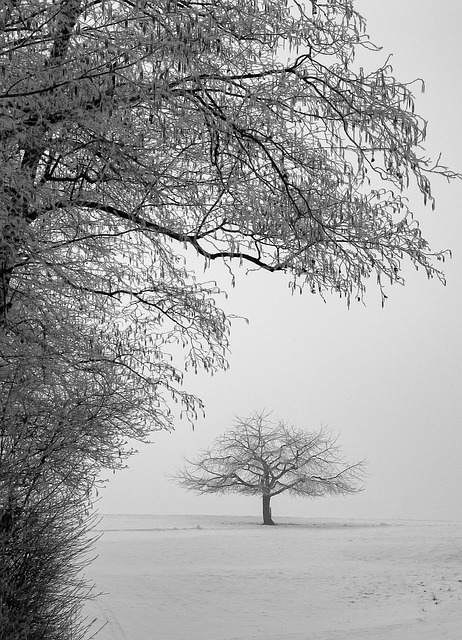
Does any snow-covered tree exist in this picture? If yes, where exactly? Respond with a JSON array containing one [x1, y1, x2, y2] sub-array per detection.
[[0, 0, 457, 633], [1, 0, 457, 456], [175, 413, 365, 524]]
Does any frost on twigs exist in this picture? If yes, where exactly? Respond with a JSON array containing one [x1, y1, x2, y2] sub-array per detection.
[[1, 0, 457, 324], [0, 0, 457, 631]]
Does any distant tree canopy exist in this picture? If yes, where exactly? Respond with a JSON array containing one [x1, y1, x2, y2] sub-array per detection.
[[175, 413, 365, 524], [0, 0, 456, 634]]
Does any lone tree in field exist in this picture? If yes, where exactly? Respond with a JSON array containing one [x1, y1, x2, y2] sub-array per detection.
[[175, 413, 365, 525], [0, 0, 457, 634]]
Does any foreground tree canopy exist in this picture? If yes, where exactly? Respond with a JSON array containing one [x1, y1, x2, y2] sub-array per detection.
[[1, 0, 457, 436], [175, 412, 365, 524], [0, 0, 457, 635]]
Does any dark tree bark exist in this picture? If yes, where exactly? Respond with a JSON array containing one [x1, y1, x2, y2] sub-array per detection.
[[262, 494, 275, 526]]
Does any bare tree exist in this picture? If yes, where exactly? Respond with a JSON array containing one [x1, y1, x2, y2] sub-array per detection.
[[175, 413, 365, 525], [0, 0, 456, 632]]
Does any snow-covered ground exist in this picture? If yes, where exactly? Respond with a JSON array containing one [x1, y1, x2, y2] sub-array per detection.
[[84, 514, 462, 640]]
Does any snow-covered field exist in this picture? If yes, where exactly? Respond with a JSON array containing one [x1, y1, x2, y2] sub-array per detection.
[[84, 514, 462, 640]]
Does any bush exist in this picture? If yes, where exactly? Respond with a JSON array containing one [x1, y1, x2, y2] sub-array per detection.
[[0, 487, 98, 640]]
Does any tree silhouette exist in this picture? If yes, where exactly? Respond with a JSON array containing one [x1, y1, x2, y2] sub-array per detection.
[[175, 413, 365, 524]]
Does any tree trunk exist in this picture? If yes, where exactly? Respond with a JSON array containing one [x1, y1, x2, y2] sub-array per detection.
[[262, 494, 275, 525]]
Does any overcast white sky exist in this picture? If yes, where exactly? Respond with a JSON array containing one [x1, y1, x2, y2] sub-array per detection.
[[97, 0, 462, 522]]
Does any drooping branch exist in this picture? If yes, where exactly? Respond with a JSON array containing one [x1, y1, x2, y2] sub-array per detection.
[[2, 0, 457, 307]]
